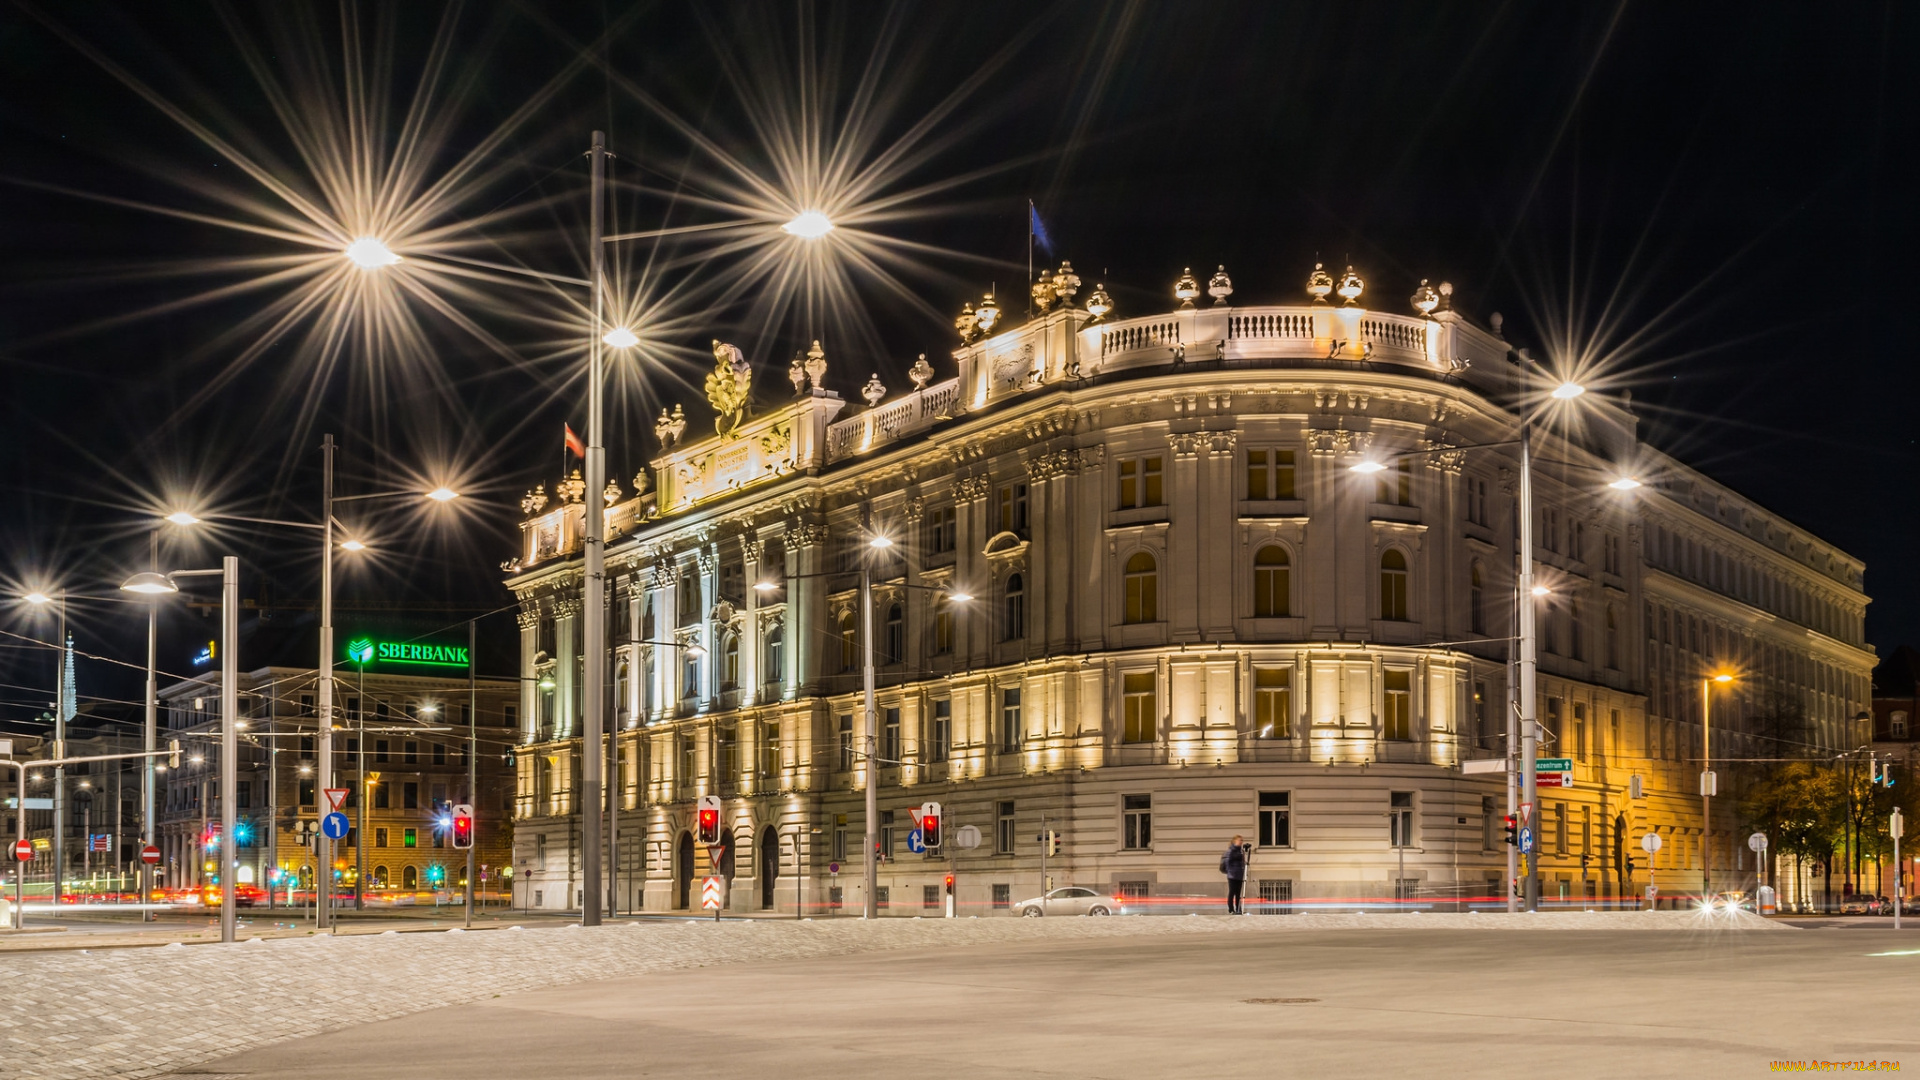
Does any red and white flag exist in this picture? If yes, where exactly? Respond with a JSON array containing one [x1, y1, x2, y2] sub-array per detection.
[[564, 423, 585, 458]]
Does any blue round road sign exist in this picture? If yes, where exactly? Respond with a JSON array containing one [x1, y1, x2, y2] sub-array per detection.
[[321, 812, 350, 840], [1518, 826, 1535, 854], [906, 828, 924, 854]]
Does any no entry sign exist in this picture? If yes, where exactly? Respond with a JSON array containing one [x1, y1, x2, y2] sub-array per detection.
[[140, 844, 162, 865], [11, 839, 32, 862]]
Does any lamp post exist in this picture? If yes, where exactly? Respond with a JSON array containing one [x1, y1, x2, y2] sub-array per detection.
[[1348, 379, 1611, 911], [754, 559, 968, 920], [1701, 672, 1734, 901]]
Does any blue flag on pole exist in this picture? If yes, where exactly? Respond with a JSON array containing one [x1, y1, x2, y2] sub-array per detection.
[[1029, 202, 1055, 257]]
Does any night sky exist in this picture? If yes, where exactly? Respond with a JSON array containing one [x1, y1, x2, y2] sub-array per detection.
[[3, 2, 1915, 734]]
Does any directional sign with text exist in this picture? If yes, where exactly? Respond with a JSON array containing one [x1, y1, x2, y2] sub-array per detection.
[[1535, 758, 1572, 772], [1536, 773, 1572, 789]]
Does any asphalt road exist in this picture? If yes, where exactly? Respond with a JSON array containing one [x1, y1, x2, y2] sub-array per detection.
[[187, 924, 1920, 1079]]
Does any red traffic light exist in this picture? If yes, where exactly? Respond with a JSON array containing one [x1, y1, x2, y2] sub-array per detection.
[[452, 814, 473, 849], [944, 873, 954, 893], [698, 807, 721, 845]]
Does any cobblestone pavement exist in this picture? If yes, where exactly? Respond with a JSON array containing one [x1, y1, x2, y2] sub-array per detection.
[[0, 910, 1777, 1080]]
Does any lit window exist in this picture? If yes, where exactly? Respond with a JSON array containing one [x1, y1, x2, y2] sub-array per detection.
[[1117, 456, 1164, 509], [1253, 546, 1290, 617], [1246, 449, 1296, 500], [1123, 552, 1158, 624], [1122, 672, 1157, 744], [1253, 668, 1291, 738], [1379, 550, 1409, 621], [1383, 670, 1412, 740]]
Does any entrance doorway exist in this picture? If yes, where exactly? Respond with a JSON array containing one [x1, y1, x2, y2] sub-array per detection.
[[760, 827, 780, 909], [675, 831, 694, 909]]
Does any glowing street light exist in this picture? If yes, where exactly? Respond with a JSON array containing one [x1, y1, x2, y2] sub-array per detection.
[[1530, 585, 1552, 597], [602, 326, 639, 349], [119, 572, 178, 595], [1348, 460, 1388, 474], [947, 592, 974, 604], [344, 237, 401, 268], [426, 487, 460, 502], [867, 535, 894, 550], [24, 592, 51, 605], [1550, 381, 1586, 400], [781, 210, 834, 239], [165, 511, 201, 526], [339, 539, 367, 553], [1608, 477, 1643, 491]]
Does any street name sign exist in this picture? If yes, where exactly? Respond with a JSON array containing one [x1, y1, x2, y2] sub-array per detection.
[[1536, 758, 1572, 772], [1536, 773, 1572, 789]]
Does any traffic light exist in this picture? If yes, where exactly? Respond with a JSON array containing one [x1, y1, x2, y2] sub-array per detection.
[[1045, 830, 1060, 857], [697, 795, 722, 845], [920, 801, 942, 851], [451, 804, 474, 850], [233, 819, 252, 845], [1580, 853, 1591, 871], [1503, 815, 1518, 847], [427, 864, 446, 886], [944, 873, 955, 895], [168, 739, 181, 769]]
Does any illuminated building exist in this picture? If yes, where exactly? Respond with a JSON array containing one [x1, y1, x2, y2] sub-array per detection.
[[508, 262, 1872, 913]]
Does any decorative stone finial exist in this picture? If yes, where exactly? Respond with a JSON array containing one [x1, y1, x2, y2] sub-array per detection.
[[560, 469, 586, 504], [909, 354, 934, 390], [631, 470, 652, 496], [1489, 311, 1504, 337], [1336, 265, 1364, 306], [1051, 261, 1080, 303], [974, 291, 1001, 334], [1207, 265, 1233, 305], [1031, 277, 1057, 313], [804, 340, 828, 389], [1436, 281, 1453, 312], [654, 408, 678, 448], [1085, 283, 1113, 321], [862, 373, 887, 407], [1306, 262, 1334, 304], [1410, 279, 1439, 316], [954, 302, 978, 344], [666, 404, 686, 444], [1174, 267, 1200, 308], [788, 351, 808, 395], [521, 485, 548, 515], [603, 479, 623, 507]]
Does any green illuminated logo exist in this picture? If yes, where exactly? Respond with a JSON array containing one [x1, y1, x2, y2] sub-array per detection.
[[345, 636, 469, 669]]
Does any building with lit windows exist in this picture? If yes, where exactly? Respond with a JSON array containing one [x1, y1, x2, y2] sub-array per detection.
[[506, 261, 1873, 914], [157, 618, 517, 902]]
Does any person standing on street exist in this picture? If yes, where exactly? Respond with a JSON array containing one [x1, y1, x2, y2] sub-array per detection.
[[1221, 835, 1251, 914]]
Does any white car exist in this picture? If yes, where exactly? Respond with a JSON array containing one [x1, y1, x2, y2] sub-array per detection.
[[1012, 886, 1117, 917]]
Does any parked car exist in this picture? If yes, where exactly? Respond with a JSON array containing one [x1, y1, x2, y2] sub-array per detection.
[[1012, 887, 1117, 917]]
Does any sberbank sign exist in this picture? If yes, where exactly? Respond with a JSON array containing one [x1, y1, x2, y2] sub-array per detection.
[[344, 636, 470, 669]]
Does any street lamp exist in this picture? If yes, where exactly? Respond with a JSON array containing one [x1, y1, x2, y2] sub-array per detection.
[[781, 211, 834, 239], [345, 237, 401, 268], [1700, 672, 1735, 901]]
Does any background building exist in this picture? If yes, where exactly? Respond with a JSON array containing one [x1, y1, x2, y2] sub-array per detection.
[[508, 261, 1873, 914], [157, 614, 517, 903]]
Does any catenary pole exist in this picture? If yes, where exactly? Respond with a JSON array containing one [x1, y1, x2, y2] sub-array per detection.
[[862, 560, 878, 919], [465, 618, 477, 928], [1518, 424, 1540, 911], [316, 434, 335, 928], [580, 130, 608, 926]]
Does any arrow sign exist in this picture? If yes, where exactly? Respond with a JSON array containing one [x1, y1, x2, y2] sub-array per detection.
[[323, 788, 349, 813], [906, 828, 925, 854], [1518, 827, 1535, 854], [1535, 758, 1573, 772], [321, 812, 350, 840], [701, 876, 723, 911]]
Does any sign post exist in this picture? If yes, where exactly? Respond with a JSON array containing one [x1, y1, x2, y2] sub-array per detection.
[[701, 875, 723, 917], [1892, 810, 1904, 931], [1641, 833, 1663, 910]]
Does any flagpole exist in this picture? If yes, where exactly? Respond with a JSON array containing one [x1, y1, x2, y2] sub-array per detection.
[[1027, 199, 1035, 321]]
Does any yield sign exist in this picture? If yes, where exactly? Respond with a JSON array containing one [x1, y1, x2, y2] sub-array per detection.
[[1518, 801, 1533, 825], [323, 788, 349, 813]]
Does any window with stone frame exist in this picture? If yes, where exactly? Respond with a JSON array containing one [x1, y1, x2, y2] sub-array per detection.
[[678, 571, 702, 625], [1382, 670, 1412, 740], [1246, 449, 1296, 500], [1122, 672, 1157, 743], [1000, 687, 1023, 752], [1117, 456, 1163, 509], [1374, 460, 1413, 506], [1379, 550, 1409, 621], [1253, 545, 1290, 617], [883, 603, 905, 665], [1002, 574, 1025, 640], [997, 483, 1029, 535], [1253, 668, 1291, 738], [1123, 552, 1158, 623], [1470, 562, 1487, 635], [931, 596, 954, 655], [924, 504, 957, 555], [927, 699, 951, 764]]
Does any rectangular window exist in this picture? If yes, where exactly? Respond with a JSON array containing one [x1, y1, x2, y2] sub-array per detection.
[[924, 885, 941, 910], [1122, 794, 1152, 850], [1604, 533, 1621, 575], [1574, 704, 1588, 762], [1246, 449, 1296, 500], [236, 780, 251, 809], [298, 779, 315, 807], [433, 742, 447, 766], [1383, 670, 1412, 740], [1389, 791, 1414, 848], [932, 599, 953, 655], [373, 782, 390, 810], [403, 782, 419, 809], [375, 827, 389, 849], [1554, 803, 1568, 855], [832, 816, 847, 863], [1000, 687, 1023, 752], [375, 739, 389, 764], [928, 700, 951, 764], [995, 800, 1016, 854], [1122, 672, 1157, 744], [760, 720, 781, 777], [997, 483, 1029, 535], [1375, 460, 1413, 506], [925, 504, 957, 555], [1117, 456, 1164, 509], [1466, 476, 1489, 527], [1257, 791, 1290, 848], [403, 827, 417, 849], [883, 708, 901, 765], [1256, 879, 1293, 915], [880, 810, 895, 860], [838, 714, 854, 772], [404, 740, 418, 765], [1253, 668, 1291, 738], [992, 884, 1011, 910], [875, 886, 890, 910]]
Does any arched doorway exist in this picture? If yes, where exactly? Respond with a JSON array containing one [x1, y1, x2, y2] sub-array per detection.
[[675, 831, 694, 909], [760, 826, 780, 909]]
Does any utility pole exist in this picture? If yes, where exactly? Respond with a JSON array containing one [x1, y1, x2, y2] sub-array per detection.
[[465, 618, 476, 929], [580, 129, 608, 927], [317, 433, 335, 929], [142, 531, 159, 921], [862, 557, 878, 919], [1517, 424, 1540, 911], [53, 599, 67, 906]]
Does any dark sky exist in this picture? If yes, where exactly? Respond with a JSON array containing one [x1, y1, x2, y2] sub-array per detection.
[[3, 1, 1915, 732]]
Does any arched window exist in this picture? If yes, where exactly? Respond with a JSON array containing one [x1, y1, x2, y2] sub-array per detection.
[[678, 572, 701, 626], [1124, 552, 1158, 624], [681, 648, 701, 700], [642, 597, 655, 640], [839, 612, 859, 672], [1379, 549, 1409, 621], [884, 604, 905, 664], [403, 865, 419, 890], [641, 654, 654, 716], [763, 624, 783, 686], [1003, 574, 1025, 641], [722, 632, 740, 690], [1253, 546, 1290, 617], [373, 865, 389, 888], [1470, 563, 1486, 635]]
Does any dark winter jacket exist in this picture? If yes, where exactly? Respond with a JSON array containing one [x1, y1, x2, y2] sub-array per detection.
[[1220, 844, 1249, 880]]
